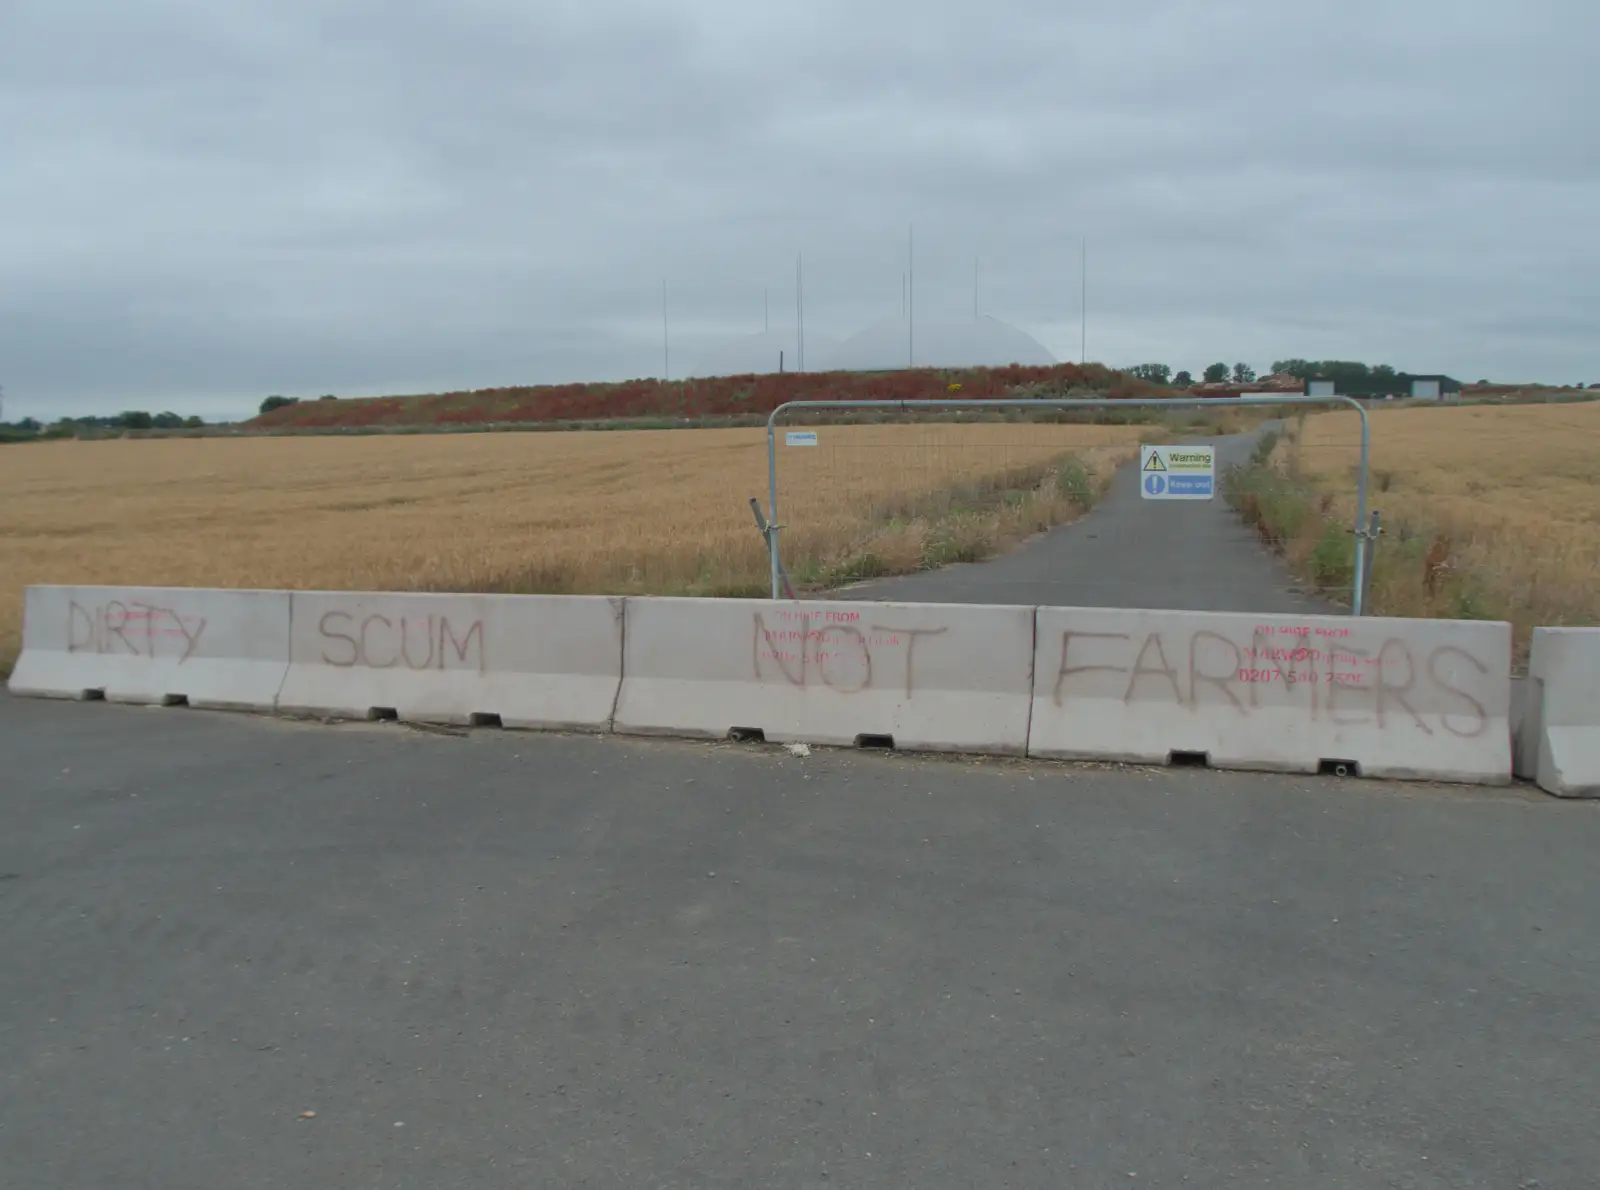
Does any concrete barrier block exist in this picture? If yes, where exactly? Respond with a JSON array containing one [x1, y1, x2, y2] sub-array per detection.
[[7, 585, 290, 710], [1526, 628, 1600, 798], [276, 592, 623, 730], [1028, 607, 1512, 784], [613, 597, 1036, 754]]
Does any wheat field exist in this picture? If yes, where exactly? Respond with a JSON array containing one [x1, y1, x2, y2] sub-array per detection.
[[1284, 400, 1600, 637], [0, 423, 1143, 671]]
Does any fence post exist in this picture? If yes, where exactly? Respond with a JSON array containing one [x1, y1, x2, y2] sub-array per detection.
[[1360, 509, 1382, 615], [766, 418, 782, 599]]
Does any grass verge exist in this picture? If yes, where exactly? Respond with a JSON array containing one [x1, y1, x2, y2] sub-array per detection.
[[1223, 417, 1589, 664], [787, 452, 1115, 591]]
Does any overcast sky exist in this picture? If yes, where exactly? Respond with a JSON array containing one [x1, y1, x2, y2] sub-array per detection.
[[2, 0, 1596, 420]]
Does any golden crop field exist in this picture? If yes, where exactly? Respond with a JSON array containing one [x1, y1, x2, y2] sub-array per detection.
[[0, 423, 1144, 671], [1284, 400, 1600, 641]]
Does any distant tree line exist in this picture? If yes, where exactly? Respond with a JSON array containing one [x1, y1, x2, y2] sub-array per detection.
[[0, 410, 208, 442], [1121, 359, 1484, 395], [1267, 360, 1407, 396], [0, 388, 344, 443], [1126, 362, 1258, 387]]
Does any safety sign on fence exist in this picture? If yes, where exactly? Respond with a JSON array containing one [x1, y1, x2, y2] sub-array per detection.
[[1140, 444, 1214, 501], [785, 431, 819, 447]]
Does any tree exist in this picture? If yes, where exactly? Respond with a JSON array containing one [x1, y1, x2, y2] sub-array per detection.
[[1172, 370, 1194, 387], [1310, 361, 1373, 391], [152, 411, 184, 429], [1126, 363, 1171, 385], [1232, 363, 1256, 384], [318, 393, 338, 401], [259, 395, 299, 415], [119, 410, 153, 430], [0, 415, 41, 441], [183, 415, 205, 428], [1203, 362, 1230, 384], [1267, 360, 1422, 395]]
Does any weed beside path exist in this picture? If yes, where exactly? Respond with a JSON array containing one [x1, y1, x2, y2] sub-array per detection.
[[1224, 402, 1600, 661]]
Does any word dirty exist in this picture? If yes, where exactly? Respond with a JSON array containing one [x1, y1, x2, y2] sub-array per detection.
[[752, 612, 947, 696], [68, 600, 206, 662], [317, 611, 485, 673]]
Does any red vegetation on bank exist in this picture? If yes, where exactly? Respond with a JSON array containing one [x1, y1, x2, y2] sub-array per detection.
[[246, 363, 1146, 430]]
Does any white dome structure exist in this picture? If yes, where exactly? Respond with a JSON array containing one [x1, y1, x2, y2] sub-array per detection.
[[819, 314, 1056, 372], [685, 329, 840, 378]]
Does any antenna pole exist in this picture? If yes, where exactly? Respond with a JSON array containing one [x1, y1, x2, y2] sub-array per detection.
[[662, 279, 669, 380], [974, 256, 979, 321], [1080, 236, 1087, 365], [908, 224, 914, 367], [796, 253, 805, 372]]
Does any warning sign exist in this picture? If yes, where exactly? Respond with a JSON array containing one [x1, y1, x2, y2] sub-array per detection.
[[1139, 444, 1214, 501]]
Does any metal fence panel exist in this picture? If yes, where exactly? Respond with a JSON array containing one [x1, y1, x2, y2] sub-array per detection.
[[763, 396, 1372, 612]]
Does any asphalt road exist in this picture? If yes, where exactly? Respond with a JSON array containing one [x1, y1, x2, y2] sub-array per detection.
[[2, 694, 1596, 1189], [839, 430, 1338, 613]]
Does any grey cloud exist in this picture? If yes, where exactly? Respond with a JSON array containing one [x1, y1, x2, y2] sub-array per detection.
[[0, 0, 1596, 421]]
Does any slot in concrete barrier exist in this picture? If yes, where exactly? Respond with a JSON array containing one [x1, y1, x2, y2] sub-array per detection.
[[1511, 676, 1533, 781], [1520, 628, 1600, 798], [613, 597, 1036, 754], [7, 585, 290, 710], [275, 592, 624, 730], [1027, 606, 1511, 784]]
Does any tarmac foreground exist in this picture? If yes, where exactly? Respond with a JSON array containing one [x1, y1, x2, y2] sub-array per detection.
[[2, 695, 1596, 1189]]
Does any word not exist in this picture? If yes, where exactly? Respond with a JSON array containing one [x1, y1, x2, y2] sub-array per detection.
[[317, 611, 485, 673], [1049, 628, 1490, 737], [68, 600, 206, 662], [752, 612, 946, 696]]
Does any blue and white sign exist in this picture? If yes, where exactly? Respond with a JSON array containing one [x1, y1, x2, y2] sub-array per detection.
[[1139, 444, 1214, 501], [785, 430, 819, 447]]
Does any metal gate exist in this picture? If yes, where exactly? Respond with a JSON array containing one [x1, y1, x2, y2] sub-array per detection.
[[761, 394, 1374, 613]]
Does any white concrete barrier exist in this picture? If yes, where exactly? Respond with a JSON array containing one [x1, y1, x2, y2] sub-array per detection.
[[1522, 628, 1600, 798], [613, 597, 1036, 754], [1028, 607, 1512, 784], [275, 592, 624, 730], [7, 585, 290, 710]]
